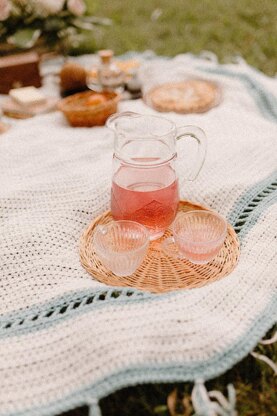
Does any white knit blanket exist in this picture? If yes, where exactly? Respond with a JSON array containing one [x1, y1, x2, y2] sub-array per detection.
[[0, 53, 276, 416]]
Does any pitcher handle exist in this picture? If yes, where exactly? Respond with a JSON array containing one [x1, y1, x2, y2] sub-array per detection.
[[176, 125, 207, 181], [106, 111, 140, 131]]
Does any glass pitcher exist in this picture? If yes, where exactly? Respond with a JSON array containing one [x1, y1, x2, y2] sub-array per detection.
[[106, 112, 207, 240]]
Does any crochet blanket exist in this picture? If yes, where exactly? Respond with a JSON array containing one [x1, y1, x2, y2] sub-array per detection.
[[0, 53, 276, 416]]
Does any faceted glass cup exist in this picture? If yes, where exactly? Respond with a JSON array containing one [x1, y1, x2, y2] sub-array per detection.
[[93, 220, 149, 276], [162, 210, 227, 264]]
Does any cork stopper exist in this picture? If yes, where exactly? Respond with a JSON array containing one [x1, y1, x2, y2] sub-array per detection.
[[98, 50, 114, 64]]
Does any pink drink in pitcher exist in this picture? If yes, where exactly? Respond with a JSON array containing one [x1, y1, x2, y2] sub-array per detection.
[[107, 112, 207, 240], [111, 163, 179, 239]]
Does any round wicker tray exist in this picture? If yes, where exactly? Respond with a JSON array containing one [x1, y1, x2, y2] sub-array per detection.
[[144, 80, 221, 114], [80, 200, 240, 293]]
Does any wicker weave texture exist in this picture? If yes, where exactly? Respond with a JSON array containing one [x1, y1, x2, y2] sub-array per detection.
[[144, 80, 221, 114], [58, 90, 119, 127], [80, 200, 240, 293]]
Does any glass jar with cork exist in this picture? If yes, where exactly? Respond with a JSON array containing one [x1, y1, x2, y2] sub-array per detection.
[[97, 50, 125, 93]]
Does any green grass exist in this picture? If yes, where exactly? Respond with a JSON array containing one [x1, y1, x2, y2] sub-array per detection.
[[78, 0, 277, 75]]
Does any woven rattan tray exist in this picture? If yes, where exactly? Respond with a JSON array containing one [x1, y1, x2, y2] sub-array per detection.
[[80, 200, 240, 293], [144, 80, 221, 114]]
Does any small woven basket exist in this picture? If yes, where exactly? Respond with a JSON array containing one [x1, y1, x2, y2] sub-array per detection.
[[80, 200, 240, 293], [58, 90, 120, 127]]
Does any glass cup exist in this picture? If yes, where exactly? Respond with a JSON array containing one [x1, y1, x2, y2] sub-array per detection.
[[93, 220, 149, 276], [162, 210, 227, 264]]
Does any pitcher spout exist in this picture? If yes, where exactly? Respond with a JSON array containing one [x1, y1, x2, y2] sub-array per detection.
[[106, 111, 140, 131]]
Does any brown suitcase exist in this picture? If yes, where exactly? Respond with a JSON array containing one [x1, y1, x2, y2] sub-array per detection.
[[0, 51, 42, 94]]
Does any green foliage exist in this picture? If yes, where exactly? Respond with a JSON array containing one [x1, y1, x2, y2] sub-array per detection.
[[0, 1, 106, 54], [7, 28, 41, 49]]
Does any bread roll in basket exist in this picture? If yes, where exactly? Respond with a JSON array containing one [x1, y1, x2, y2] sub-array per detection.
[[58, 90, 120, 127]]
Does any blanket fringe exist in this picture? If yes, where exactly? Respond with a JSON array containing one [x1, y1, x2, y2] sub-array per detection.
[[251, 352, 277, 375], [192, 380, 237, 416], [88, 398, 102, 416]]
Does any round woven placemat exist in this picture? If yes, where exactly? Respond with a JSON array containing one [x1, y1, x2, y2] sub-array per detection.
[[80, 200, 240, 293], [144, 80, 221, 114]]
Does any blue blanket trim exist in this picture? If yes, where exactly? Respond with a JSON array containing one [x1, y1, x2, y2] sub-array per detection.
[[2, 294, 276, 416], [1, 173, 276, 335], [121, 51, 277, 122], [198, 67, 277, 122], [228, 171, 277, 225]]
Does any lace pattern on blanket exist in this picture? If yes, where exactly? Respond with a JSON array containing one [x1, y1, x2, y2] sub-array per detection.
[[1, 179, 276, 334], [0, 289, 148, 333], [232, 179, 277, 233]]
